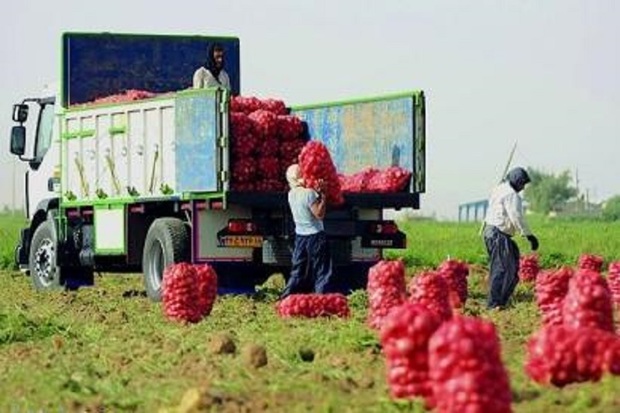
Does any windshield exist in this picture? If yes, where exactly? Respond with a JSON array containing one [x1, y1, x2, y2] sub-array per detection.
[[31, 102, 55, 168]]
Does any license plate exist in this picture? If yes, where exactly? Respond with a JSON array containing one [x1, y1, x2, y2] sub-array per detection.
[[219, 235, 263, 248], [369, 239, 395, 247]]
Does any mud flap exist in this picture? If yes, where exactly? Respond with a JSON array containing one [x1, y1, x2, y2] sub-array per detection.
[[63, 268, 95, 290]]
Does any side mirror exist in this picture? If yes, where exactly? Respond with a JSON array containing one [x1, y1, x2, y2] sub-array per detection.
[[10, 126, 26, 156], [12, 104, 29, 123]]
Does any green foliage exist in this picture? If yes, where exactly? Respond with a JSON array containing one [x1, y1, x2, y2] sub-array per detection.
[[524, 168, 578, 215], [602, 195, 620, 221], [0, 213, 26, 270]]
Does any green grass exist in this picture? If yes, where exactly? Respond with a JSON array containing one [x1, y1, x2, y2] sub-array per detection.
[[0, 215, 620, 412], [390, 215, 620, 269], [0, 213, 26, 270]]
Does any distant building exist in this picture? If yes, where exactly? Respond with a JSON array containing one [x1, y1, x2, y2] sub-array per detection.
[[458, 200, 488, 222], [552, 198, 602, 218]]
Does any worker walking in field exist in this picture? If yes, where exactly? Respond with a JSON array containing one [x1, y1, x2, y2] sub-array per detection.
[[280, 164, 333, 299], [483, 167, 539, 310]]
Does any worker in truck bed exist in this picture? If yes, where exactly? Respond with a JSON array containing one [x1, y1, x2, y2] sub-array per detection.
[[483, 167, 539, 310], [280, 164, 334, 299], [193, 42, 231, 90]]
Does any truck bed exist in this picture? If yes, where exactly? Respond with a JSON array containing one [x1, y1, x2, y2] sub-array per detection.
[[58, 33, 425, 212], [291, 91, 426, 194]]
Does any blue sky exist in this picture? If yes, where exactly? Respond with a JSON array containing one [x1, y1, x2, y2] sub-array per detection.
[[1, 0, 618, 219]]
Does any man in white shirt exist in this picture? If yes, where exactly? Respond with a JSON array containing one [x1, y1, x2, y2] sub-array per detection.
[[483, 167, 539, 309], [193, 43, 231, 90], [280, 164, 333, 298]]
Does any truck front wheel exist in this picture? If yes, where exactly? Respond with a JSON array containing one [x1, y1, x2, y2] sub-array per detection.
[[142, 218, 190, 301], [29, 220, 62, 291]]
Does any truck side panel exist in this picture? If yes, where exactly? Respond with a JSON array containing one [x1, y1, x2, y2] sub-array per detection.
[[60, 90, 221, 205], [175, 92, 220, 194], [63, 117, 88, 199], [128, 109, 146, 194], [110, 112, 129, 197], [95, 114, 113, 197], [291, 94, 416, 186], [62, 99, 174, 202]]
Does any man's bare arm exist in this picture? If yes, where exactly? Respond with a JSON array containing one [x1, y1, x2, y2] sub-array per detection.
[[310, 193, 326, 220]]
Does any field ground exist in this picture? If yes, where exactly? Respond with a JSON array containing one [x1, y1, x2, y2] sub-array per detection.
[[1, 213, 620, 412]]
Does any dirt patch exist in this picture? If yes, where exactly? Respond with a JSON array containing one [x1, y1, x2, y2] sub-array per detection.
[[67, 399, 106, 413], [165, 386, 284, 413], [328, 355, 349, 369], [241, 343, 268, 369], [209, 333, 236, 355], [338, 376, 359, 393]]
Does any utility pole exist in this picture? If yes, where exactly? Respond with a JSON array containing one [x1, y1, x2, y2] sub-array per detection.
[[575, 167, 581, 212], [575, 167, 579, 193]]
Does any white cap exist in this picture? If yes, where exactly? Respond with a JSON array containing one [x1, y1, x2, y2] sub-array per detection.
[[285, 164, 304, 189]]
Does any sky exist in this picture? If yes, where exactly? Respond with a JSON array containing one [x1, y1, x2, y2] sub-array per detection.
[[1, 0, 618, 219]]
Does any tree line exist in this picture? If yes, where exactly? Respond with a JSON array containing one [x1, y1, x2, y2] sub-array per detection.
[[523, 168, 620, 220]]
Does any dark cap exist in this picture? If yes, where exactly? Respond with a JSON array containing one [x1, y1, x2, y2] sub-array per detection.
[[506, 167, 530, 192]]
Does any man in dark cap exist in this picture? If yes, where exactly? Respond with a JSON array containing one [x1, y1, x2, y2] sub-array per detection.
[[483, 167, 539, 309]]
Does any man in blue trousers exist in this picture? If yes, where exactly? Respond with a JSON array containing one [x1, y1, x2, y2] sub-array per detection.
[[280, 164, 333, 299], [483, 167, 539, 310]]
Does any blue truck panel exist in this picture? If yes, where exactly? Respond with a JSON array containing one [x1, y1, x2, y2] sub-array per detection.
[[61, 32, 241, 107], [291, 96, 415, 189], [175, 92, 220, 193]]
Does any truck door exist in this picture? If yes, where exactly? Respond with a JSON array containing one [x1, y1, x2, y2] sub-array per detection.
[[26, 99, 60, 220]]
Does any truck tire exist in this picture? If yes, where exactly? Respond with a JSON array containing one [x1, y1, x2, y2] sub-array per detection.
[[142, 218, 190, 301], [29, 219, 63, 291]]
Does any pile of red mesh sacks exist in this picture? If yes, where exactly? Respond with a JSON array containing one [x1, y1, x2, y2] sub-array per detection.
[[526, 267, 620, 387], [161, 263, 218, 324], [276, 293, 350, 318], [229, 97, 306, 192], [437, 259, 470, 310], [366, 260, 407, 330]]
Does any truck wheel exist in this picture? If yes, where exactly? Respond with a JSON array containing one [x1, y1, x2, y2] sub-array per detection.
[[142, 218, 190, 301], [29, 220, 63, 291]]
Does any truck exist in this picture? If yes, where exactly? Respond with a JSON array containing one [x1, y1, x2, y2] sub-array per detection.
[[8, 32, 426, 300]]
